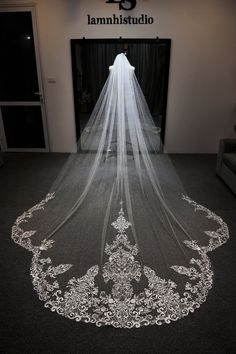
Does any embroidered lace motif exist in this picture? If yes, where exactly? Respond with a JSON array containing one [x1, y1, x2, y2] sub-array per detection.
[[11, 193, 229, 328]]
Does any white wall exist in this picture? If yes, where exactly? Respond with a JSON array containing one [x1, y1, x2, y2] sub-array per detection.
[[1, 0, 236, 152]]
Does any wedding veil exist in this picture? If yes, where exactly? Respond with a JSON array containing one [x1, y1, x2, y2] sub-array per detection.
[[12, 53, 229, 328]]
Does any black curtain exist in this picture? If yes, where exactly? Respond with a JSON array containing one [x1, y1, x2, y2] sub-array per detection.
[[128, 43, 168, 126], [81, 43, 123, 106], [71, 40, 170, 141]]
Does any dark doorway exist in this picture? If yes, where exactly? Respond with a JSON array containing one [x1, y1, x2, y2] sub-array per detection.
[[0, 8, 48, 151], [71, 38, 171, 144]]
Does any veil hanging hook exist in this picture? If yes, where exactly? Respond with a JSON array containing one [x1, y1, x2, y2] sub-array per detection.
[[124, 43, 128, 56]]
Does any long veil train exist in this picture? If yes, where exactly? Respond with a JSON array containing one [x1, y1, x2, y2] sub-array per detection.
[[12, 53, 229, 328]]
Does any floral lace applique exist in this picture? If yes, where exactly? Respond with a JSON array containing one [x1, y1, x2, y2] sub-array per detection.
[[11, 194, 229, 328]]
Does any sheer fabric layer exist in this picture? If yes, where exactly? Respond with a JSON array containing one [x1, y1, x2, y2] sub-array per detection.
[[11, 54, 229, 328]]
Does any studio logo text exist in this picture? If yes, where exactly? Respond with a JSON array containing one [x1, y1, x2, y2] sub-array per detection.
[[87, 0, 154, 25], [106, 0, 136, 11]]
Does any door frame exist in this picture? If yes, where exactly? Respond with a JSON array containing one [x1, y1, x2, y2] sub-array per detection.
[[0, 4, 49, 152], [71, 38, 171, 144]]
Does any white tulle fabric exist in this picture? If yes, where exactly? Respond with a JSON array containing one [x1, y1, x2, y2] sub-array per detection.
[[12, 54, 229, 328]]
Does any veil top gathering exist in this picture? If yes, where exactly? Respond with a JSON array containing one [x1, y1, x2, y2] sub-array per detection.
[[12, 53, 229, 328]]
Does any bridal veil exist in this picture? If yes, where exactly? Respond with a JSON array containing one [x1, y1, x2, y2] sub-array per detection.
[[12, 53, 229, 328]]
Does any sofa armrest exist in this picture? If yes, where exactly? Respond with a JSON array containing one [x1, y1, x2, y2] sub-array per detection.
[[221, 139, 236, 153], [0, 145, 3, 167], [216, 139, 236, 175]]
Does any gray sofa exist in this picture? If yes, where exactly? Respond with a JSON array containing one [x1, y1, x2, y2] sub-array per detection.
[[216, 138, 236, 194], [0, 144, 3, 167]]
